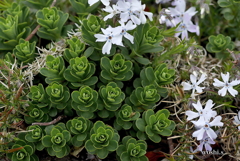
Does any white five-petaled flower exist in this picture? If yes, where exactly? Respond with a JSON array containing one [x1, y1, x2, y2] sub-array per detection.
[[181, 73, 206, 97], [213, 72, 240, 97], [192, 116, 223, 141], [135, 4, 153, 24], [175, 14, 199, 40], [94, 26, 123, 54], [197, 133, 215, 152], [185, 99, 217, 124], [115, 21, 136, 44], [117, 1, 141, 25], [88, 0, 110, 6]]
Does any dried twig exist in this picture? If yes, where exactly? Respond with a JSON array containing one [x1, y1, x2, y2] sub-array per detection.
[[168, 138, 174, 155], [32, 115, 65, 126]]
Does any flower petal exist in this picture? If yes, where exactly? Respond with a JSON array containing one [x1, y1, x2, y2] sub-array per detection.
[[192, 128, 205, 140], [213, 78, 225, 87], [209, 116, 223, 127], [181, 82, 192, 90], [192, 100, 203, 111], [190, 74, 197, 84], [185, 111, 199, 121], [221, 72, 229, 83], [206, 128, 217, 140], [102, 41, 112, 54], [218, 87, 227, 96], [124, 33, 134, 44], [196, 73, 207, 85], [227, 86, 238, 97]]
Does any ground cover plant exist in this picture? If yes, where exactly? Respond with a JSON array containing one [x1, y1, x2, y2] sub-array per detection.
[[1, 0, 240, 161]]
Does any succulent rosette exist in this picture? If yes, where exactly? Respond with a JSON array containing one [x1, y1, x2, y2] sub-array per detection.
[[36, 7, 69, 40], [25, 125, 45, 151], [85, 121, 120, 159], [116, 136, 148, 161], [206, 34, 234, 59], [28, 83, 49, 108], [66, 117, 93, 147], [63, 37, 85, 62], [129, 84, 160, 112], [46, 82, 70, 110], [0, 15, 31, 50], [69, 0, 100, 17], [98, 82, 125, 118], [64, 56, 98, 88], [71, 86, 98, 119], [40, 55, 66, 84], [6, 140, 39, 161], [114, 104, 140, 130], [42, 123, 71, 158], [81, 15, 105, 48], [136, 109, 175, 143], [154, 64, 175, 86], [100, 53, 133, 82], [24, 105, 50, 124]]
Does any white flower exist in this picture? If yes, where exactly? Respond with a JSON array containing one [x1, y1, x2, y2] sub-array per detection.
[[103, 5, 120, 21], [88, 0, 110, 6], [213, 72, 240, 97], [169, 0, 197, 25], [115, 21, 136, 44], [192, 116, 223, 140], [181, 73, 206, 97], [136, 4, 153, 24], [117, 1, 141, 25], [185, 100, 217, 124], [175, 14, 199, 39], [197, 133, 215, 152], [94, 26, 123, 54]]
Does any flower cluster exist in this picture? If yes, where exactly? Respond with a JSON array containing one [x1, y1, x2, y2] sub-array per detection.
[[93, 0, 153, 54], [182, 72, 240, 98], [186, 100, 223, 152], [159, 0, 199, 39]]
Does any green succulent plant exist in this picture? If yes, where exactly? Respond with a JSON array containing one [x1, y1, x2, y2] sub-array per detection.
[[13, 38, 36, 64], [127, 23, 164, 56], [81, 15, 105, 48], [129, 84, 160, 112], [42, 123, 71, 158], [116, 136, 148, 161], [206, 34, 234, 59], [0, 15, 31, 50], [135, 109, 175, 143], [25, 125, 45, 151], [100, 54, 133, 82], [66, 117, 93, 147], [69, 0, 100, 17], [114, 104, 140, 130], [3, 3, 30, 28], [63, 37, 85, 62], [64, 56, 98, 88], [98, 82, 125, 118], [6, 139, 39, 161], [24, 0, 53, 10], [36, 7, 70, 40], [28, 83, 49, 108], [24, 105, 51, 124], [140, 64, 174, 96], [85, 121, 120, 159], [154, 64, 175, 86], [46, 82, 70, 110], [71, 86, 98, 119], [40, 55, 66, 84]]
